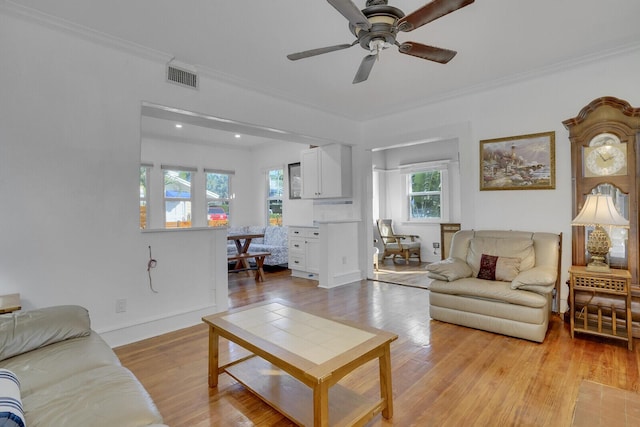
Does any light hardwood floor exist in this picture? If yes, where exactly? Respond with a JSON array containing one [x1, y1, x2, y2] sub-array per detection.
[[371, 259, 432, 289], [115, 268, 640, 427]]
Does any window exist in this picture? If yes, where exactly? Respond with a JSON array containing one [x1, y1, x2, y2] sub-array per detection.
[[205, 170, 232, 227], [267, 168, 283, 226], [405, 162, 449, 222], [139, 165, 150, 229], [163, 167, 193, 228]]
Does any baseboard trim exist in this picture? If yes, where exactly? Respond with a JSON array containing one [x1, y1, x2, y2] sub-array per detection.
[[318, 270, 362, 289], [98, 304, 222, 348]]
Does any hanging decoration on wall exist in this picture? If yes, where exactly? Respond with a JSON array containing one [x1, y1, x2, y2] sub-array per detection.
[[479, 131, 556, 191]]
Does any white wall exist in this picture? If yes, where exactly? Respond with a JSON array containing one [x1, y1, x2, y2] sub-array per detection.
[[0, 9, 359, 346], [250, 140, 316, 227], [373, 139, 461, 262], [362, 51, 640, 311], [141, 135, 262, 227], [1, 5, 638, 340]]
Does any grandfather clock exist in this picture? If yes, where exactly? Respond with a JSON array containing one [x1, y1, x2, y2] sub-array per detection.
[[563, 97, 640, 336]]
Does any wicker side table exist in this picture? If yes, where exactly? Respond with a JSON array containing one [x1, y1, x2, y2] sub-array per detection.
[[569, 266, 632, 350]]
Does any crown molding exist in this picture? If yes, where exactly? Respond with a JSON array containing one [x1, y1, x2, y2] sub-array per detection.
[[3, 1, 639, 123], [1, 1, 170, 63], [0, 1, 355, 120], [363, 38, 640, 121]]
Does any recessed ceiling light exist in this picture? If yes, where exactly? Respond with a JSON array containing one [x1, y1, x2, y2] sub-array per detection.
[[235, 134, 241, 138], [175, 124, 183, 128]]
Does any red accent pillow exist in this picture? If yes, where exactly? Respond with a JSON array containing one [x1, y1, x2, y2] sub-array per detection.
[[477, 254, 498, 280]]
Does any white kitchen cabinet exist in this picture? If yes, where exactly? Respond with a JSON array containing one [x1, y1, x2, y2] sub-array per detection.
[[300, 144, 352, 199], [288, 226, 320, 280]]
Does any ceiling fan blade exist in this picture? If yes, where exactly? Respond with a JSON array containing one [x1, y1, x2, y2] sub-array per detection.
[[287, 42, 356, 61], [398, 0, 474, 32], [353, 54, 377, 84], [398, 42, 457, 63], [327, 0, 372, 30]]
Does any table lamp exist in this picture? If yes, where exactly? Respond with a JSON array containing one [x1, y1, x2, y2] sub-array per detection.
[[571, 193, 629, 271]]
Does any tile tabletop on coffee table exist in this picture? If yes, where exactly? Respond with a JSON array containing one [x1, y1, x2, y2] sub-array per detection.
[[202, 301, 398, 427]]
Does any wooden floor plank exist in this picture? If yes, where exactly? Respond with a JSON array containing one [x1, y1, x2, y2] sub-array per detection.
[[115, 266, 640, 427]]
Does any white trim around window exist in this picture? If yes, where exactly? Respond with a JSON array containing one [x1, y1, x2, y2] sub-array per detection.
[[401, 160, 453, 223]]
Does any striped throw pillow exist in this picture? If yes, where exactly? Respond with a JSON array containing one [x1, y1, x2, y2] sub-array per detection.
[[0, 369, 25, 427]]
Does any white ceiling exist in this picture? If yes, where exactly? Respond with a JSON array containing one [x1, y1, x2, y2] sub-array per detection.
[[8, 0, 640, 123]]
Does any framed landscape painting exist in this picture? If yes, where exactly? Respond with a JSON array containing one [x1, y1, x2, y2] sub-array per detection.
[[480, 131, 556, 191]]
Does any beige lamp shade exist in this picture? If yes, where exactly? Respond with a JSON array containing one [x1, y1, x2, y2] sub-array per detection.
[[571, 194, 629, 228], [572, 193, 629, 271]]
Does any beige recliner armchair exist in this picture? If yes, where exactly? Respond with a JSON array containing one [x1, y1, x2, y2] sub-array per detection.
[[427, 229, 562, 342]]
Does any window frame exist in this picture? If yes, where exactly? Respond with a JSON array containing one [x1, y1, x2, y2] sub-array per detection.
[[403, 161, 450, 223], [266, 167, 284, 226], [162, 166, 195, 229], [139, 164, 151, 229], [204, 169, 233, 228]]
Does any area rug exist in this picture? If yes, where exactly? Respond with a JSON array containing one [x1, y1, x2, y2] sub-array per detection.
[[371, 268, 433, 290], [571, 380, 640, 426]]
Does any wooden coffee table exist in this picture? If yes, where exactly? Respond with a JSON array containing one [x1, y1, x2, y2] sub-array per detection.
[[202, 302, 397, 427]]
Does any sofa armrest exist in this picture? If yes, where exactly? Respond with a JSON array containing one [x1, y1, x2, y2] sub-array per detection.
[[0, 305, 91, 361], [426, 257, 473, 281], [510, 266, 557, 294]]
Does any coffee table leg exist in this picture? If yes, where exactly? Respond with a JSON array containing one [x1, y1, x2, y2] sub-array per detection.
[[379, 343, 394, 419], [312, 381, 329, 427], [208, 326, 220, 387]]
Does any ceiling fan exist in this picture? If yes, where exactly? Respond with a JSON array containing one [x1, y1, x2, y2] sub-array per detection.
[[287, 0, 475, 84]]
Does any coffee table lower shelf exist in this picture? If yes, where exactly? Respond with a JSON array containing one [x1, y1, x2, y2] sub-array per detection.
[[225, 356, 383, 427]]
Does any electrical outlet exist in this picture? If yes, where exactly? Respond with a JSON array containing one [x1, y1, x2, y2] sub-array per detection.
[[115, 299, 127, 313], [433, 242, 440, 249]]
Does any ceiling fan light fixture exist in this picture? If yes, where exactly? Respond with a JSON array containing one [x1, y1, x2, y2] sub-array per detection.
[[288, 0, 475, 83], [369, 39, 391, 54], [354, 14, 397, 36], [368, 15, 397, 26]]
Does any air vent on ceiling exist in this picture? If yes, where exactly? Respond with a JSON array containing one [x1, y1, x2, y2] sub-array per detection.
[[167, 62, 198, 89]]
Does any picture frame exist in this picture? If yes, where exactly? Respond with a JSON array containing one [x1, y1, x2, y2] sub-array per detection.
[[288, 162, 302, 199], [480, 131, 555, 191]]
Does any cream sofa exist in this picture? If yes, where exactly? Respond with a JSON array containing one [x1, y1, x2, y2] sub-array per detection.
[[427, 230, 561, 343], [0, 305, 167, 427]]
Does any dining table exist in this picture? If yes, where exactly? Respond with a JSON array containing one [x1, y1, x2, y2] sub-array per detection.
[[227, 233, 265, 270]]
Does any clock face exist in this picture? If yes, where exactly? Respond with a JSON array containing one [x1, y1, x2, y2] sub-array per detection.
[[584, 143, 627, 177]]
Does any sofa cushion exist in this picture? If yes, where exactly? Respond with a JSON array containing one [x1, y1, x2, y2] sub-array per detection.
[[467, 237, 534, 276], [386, 241, 421, 250], [477, 254, 521, 282], [426, 258, 473, 281], [0, 369, 25, 427], [22, 365, 164, 427], [1, 332, 121, 397], [227, 226, 248, 236], [429, 278, 548, 308], [0, 306, 91, 362], [264, 226, 288, 246], [246, 226, 266, 243]]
